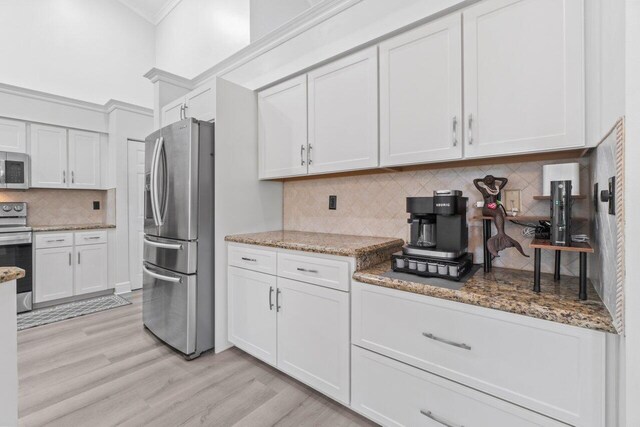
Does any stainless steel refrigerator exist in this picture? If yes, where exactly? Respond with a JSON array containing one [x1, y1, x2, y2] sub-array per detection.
[[143, 118, 214, 359]]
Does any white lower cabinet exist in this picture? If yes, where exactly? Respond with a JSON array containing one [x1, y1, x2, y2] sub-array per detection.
[[34, 247, 74, 302], [34, 231, 110, 304], [351, 281, 606, 427], [352, 346, 563, 427], [276, 277, 350, 404], [74, 244, 108, 295], [227, 245, 351, 404], [228, 267, 277, 365]]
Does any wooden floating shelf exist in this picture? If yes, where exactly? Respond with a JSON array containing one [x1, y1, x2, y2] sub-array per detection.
[[532, 195, 587, 200], [529, 239, 594, 253]]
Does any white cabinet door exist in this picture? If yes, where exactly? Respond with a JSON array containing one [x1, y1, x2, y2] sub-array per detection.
[[463, 0, 585, 158], [74, 244, 108, 295], [30, 124, 68, 188], [228, 267, 277, 365], [379, 15, 462, 166], [258, 75, 308, 179], [276, 277, 350, 404], [0, 118, 26, 153], [161, 97, 185, 126], [68, 130, 100, 189], [34, 247, 73, 303], [307, 47, 378, 174], [185, 81, 216, 121]]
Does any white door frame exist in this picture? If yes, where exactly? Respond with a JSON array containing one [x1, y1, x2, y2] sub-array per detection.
[[127, 139, 145, 291]]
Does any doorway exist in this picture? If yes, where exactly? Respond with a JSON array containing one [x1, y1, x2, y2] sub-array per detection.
[[127, 140, 145, 290]]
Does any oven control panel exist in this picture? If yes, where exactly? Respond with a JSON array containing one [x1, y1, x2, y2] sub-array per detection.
[[0, 202, 27, 217]]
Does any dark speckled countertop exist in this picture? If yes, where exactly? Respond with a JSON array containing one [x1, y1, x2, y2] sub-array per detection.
[[354, 263, 617, 334], [0, 267, 25, 284], [31, 224, 116, 232], [225, 230, 404, 270]]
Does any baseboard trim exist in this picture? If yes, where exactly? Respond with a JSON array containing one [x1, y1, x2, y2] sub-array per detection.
[[114, 281, 132, 295]]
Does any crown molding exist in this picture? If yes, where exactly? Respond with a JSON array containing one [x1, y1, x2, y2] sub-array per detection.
[[143, 67, 194, 90], [154, 0, 183, 24], [194, 0, 363, 86], [0, 82, 152, 118], [118, 0, 183, 25], [0, 82, 106, 113], [104, 99, 154, 117], [144, 0, 364, 88]]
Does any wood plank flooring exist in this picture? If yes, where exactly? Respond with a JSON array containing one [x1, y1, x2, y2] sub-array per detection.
[[18, 291, 376, 427]]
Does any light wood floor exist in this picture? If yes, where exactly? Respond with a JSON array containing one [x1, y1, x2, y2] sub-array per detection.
[[18, 291, 376, 427]]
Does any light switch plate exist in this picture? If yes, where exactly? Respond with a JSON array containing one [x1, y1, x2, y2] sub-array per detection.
[[503, 189, 521, 214]]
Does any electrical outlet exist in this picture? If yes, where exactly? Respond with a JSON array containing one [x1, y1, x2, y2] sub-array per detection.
[[503, 189, 521, 215], [329, 195, 337, 210], [93, 201, 100, 210]]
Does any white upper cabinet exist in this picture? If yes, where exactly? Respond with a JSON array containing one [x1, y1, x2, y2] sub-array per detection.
[[30, 124, 68, 188], [68, 130, 100, 189], [161, 98, 185, 126], [0, 118, 26, 153], [258, 75, 308, 179], [185, 80, 216, 121], [307, 47, 379, 174], [379, 15, 462, 166], [462, 0, 585, 158], [161, 81, 217, 126]]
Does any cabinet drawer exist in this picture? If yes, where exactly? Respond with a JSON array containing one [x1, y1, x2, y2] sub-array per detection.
[[352, 282, 605, 426], [277, 253, 349, 291], [74, 230, 108, 246], [35, 233, 73, 249], [228, 245, 277, 275], [352, 346, 562, 427]]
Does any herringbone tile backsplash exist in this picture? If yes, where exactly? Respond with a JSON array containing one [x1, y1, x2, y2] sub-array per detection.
[[284, 158, 590, 276], [0, 189, 109, 226]]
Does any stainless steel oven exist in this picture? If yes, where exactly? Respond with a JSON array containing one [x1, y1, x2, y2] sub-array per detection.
[[0, 202, 32, 312], [0, 152, 29, 189]]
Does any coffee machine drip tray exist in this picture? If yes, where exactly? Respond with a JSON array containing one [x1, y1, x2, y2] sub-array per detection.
[[402, 245, 466, 259]]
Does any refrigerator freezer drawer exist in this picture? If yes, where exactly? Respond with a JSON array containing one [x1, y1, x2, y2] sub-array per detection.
[[143, 235, 197, 274], [142, 262, 196, 356]]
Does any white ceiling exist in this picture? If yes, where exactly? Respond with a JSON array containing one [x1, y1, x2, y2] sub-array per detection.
[[117, 0, 182, 25]]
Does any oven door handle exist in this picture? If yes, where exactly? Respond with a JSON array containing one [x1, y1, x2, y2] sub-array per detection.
[[0, 233, 32, 246]]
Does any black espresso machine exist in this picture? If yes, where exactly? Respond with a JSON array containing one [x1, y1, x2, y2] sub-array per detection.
[[392, 190, 473, 281]]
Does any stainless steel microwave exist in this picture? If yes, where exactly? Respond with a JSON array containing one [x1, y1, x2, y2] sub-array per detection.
[[0, 152, 29, 189]]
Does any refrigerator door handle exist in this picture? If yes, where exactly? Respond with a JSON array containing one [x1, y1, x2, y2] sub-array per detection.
[[152, 137, 165, 227], [150, 137, 161, 226], [143, 264, 181, 283]]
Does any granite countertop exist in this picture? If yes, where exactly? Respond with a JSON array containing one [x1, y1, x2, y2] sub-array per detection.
[[0, 267, 25, 284], [225, 230, 404, 269], [354, 263, 617, 334], [31, 224, 116, 232]]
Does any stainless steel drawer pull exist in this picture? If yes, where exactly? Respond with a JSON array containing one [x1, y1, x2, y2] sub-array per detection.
[[276, 288, 282, 312], [84, 236, 101, 240], [68, 252, 71, 265], [269, 286, 274, 311], [422, 332, 471, 351], [47, 239, 66, 243], [142, 265, 181, 283], [300, 144, 306, 166], [143, 238, 182, 250], [241, 257, 257, 262], [452, 116, 458, 146], [420, 410, 463, 427], [296, 267, 318, 273]]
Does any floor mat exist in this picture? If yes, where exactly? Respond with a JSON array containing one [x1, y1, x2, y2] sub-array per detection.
[[17, 294, 131, 331]]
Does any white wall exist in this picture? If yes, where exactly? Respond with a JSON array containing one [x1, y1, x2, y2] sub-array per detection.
[[250, 0, 324, 42], [0, 0, 155, 107], [625, 0, 640, 424], [155, 0, 250, 79]]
